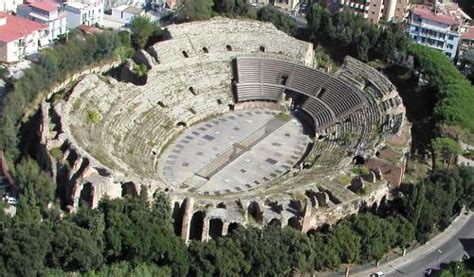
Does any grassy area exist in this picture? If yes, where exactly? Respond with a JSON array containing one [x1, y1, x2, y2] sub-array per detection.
[[49, 147, 63, 160], [275, 112, 291, 121], [87, 110, 101, 125]]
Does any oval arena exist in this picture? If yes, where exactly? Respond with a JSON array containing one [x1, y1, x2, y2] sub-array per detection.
[[40, 18, 410, 242]]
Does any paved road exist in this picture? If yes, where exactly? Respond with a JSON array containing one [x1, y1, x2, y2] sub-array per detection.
[[352, 212, 474, 277], [388, 214, 474, 277]]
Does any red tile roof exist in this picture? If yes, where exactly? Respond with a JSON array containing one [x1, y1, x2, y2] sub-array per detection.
[[413, 6, 459, 26], [0, 12, 48, 43], [29, 1, 59, 12], [462, 27, 474, 40]]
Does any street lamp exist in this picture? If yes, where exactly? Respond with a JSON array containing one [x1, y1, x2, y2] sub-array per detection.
[[437, 249, 442, 262]]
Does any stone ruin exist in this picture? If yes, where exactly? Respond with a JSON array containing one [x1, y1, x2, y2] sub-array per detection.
[[37, 18, 411, 242]]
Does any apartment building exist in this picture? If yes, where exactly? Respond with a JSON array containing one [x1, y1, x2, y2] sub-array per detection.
[[0, 12, 49, 62], [17, 0, 67, 42], [407, 5, 462, 59], [340, 0, 410, 24], [63, 0, 104, 29]]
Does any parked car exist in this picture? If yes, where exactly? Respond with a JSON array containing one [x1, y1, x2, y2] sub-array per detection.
[[370, 272, 385, 277]]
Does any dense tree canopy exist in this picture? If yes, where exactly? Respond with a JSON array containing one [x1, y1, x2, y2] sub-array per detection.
[[130, 16, 161, 50], [176, 0, 214, 22], [409, 44, 474, 134], [306, 4, 408, 62]]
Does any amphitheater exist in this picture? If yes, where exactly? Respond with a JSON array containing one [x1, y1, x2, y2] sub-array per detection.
[[39, 18, 410, 242]]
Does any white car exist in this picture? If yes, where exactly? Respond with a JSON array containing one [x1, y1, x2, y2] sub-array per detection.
[[6, 196, 17, 205], [370, 272, 385, 277]]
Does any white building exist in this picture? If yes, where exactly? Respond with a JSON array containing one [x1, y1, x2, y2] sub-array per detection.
[[63, 0, 104, 29], [0, 0, 23, 12], [111, 5, 144, 23], [17, 1, 67, 42], [0, 12, 49, 63]]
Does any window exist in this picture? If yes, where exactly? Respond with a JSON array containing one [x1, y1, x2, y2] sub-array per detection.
[[445, 52, 451, 58], [447, 43, 453, 49], [449, 35, 454, 40]]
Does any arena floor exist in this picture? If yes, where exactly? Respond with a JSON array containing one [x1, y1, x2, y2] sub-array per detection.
[[159, 109, 310, 196]]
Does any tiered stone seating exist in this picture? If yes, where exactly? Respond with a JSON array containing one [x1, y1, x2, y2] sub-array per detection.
[[336, 56, 396, 99], [235, 57, 368, 131]]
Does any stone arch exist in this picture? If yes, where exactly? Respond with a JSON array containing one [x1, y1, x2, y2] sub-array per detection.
[[288, 216, 302, 230], [209, 218, 224, 239], [172, 201, 184, 236], [79, 182, 93, 208], [202, 47, 209, 53], [259, 45, 265, 52], [176, 121, 187, 128], [228, 222, 240, 234], [228, 104, 235, 111], [121, 182, 138, 198], [189, 211, 205, 241], [353, 155, 365, 165], [226, 45, 232, 51], [182, 50, 189, 58], [216, 99, 223, 105], [306, 228, 318, 236], [248, 201, 263, 224], [269, 218, 282, 227]]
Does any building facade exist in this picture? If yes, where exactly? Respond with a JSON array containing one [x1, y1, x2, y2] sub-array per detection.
[[407, 5, 462, 59], [0, 12, 49, 62], [17, 1, 67, 42], [271, 0, 300, 12], [63, 0, 104, 29], [340, 0, 410, 24], [0, 0, 23, 12]]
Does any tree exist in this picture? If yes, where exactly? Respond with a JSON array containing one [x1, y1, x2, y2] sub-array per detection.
[[177, 0, 214, 22], [14, 158, 55, 221], [47, 221, 103, 272], [432, 137, 463, 169], [257, 6, 296, 35], [0, 223, 53, 276], [130, 16, 157, 50], [328, 224, 361, 263]]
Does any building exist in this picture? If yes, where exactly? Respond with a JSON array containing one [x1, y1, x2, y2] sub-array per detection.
[[17, 0, 67, 42], [0, 0, 23, 12], [0, 12, 48, 62], [407, 5, 465, 60], [271, 0, 301, 12], [111, 5, 144, 23], [340, 0, 410, 24], [458, 26, 474, 60], [63, 0, 104, 29]]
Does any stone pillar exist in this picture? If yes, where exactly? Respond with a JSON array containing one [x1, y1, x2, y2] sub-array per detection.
[[301, 201, 313, 233], [222, 222, 230, 236], [201, 217, 210, 242], [180, 197, 194, 244]]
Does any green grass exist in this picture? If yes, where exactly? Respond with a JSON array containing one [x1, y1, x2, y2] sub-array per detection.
[[132, 63, 148, 76], [72, 99, 81, 112], [49, 147, 63, 160], [275, 112, 291, 121], [351, 165, 370, 176], [87, 110, 101, 125]]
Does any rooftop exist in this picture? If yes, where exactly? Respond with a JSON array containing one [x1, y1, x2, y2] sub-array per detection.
[[462, 26, 474, 40], [29, 0, 59, 12], [0, 12, 48, 43], [125, 6, 144, 15], [412, 5, 459, 26]]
